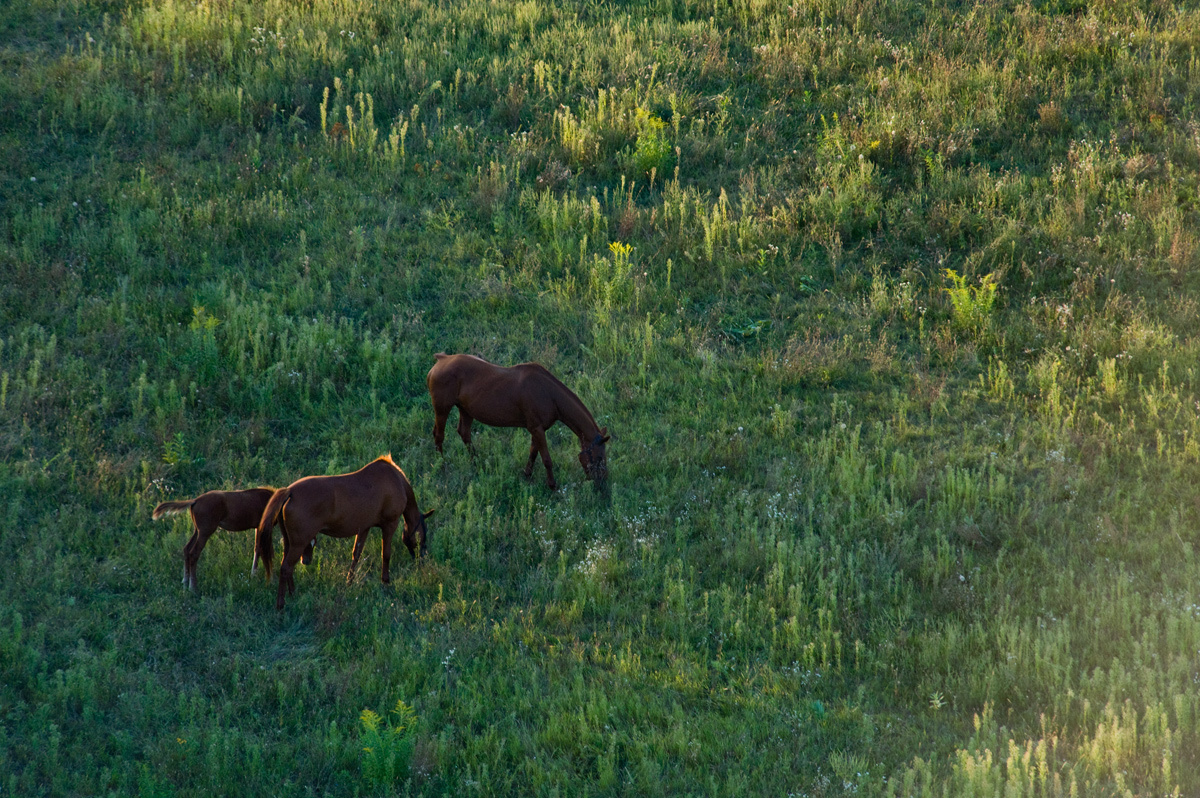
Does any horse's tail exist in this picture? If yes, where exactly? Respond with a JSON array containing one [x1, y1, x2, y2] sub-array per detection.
[[252, 487, 291, 580], [152, 499, 194, 521]]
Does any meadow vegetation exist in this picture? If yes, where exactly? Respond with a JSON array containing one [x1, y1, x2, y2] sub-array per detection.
[[4, 0, 1200, 794]]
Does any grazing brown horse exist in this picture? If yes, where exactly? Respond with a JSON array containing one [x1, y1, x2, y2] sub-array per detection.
[[152, 488, 312, 592], [253, 455, 434, 611], [427, 353, 609, 490]]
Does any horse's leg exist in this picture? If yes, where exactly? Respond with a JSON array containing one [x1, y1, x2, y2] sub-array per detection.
[[276, 544, 289, 609], [180, 505, 204, 586], [276, 547, 302, 610], [182, 528, 199, 586], [457, 409, 475, 455], [433, 409, 449, 454], [430, 382, 459, 454], [523, 438, 538, 479], [185, 522, 218, 592], [529, 427, 557, 490], [348, 530, 369, 583], [381, 518, 400, 583]]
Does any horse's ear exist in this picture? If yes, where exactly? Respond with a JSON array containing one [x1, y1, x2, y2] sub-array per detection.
[[423, 509, 436, 519], [601, 435, 611, 443], [599, 427, 611, 444]]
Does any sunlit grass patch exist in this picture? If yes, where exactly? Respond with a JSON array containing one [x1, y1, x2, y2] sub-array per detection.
[[6, 0, 1200, 794]]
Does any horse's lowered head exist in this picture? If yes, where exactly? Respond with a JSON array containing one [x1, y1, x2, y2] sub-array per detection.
[[579, 427, 611, 483], [408, 509, 436, 558]]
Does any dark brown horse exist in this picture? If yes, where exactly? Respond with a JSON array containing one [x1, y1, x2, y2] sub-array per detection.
[[426, 353, 609, 490], [152, 488, 312, 591], [253, 455, 434, 610]]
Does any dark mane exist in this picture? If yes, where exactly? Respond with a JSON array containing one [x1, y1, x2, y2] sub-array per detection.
[[523, 363, 597, 431]]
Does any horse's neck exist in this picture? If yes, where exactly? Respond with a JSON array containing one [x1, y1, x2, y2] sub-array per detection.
[[401, 482, 423, 526], [551, 382, 598, 441]]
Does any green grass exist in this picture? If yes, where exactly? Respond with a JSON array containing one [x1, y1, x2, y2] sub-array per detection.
[[4, 0, 1200, 794]]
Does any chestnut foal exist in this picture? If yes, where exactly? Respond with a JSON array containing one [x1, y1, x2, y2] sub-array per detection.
[[253, 455, 434, 611], [153, 488, 312, 592], [426, 353, 609, 490]]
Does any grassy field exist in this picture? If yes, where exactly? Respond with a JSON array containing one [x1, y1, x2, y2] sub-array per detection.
[[4, 0, 1200, 794]]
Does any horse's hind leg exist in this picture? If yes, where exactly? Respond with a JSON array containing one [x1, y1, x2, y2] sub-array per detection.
[[432, 409, 449, 453], [184, 521, 218, 592], [278, 517, 314, 566], [182, 530, 199, 586], [430, 381, 462, 454], [181, 507, 201, 586], [276, 542, 305, 610], [457, 409, 475, 454]]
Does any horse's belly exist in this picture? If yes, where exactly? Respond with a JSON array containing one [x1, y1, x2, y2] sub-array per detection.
[[459, 397, 526, 428]]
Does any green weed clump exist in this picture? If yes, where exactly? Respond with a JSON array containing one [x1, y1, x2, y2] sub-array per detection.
[[944, 269, 999, 337], [360, 700, 419, 790], [630, 110, 674, 180]]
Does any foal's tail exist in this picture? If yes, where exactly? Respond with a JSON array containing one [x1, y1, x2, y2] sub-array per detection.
[[252, 487, 291, 580], [152, 500, 194, 521]]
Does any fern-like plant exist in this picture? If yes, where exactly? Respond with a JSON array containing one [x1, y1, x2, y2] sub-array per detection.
[[360, 700, 418, 790], [943, 269, 999, 335]]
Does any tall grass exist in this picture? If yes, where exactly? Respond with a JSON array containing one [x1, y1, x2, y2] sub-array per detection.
[[4, 0, 1200, 794]]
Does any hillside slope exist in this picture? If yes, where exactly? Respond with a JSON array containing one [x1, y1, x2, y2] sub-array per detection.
[[3, 0, 1200, 795]]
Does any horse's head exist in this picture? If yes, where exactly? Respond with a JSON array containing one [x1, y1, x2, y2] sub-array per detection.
[[579, 428, 610, 483], [415, 509, 435, 558]]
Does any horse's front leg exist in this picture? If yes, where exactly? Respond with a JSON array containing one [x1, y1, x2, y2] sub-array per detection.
[[523, 438, 538, 480], [381, 518, 400, 583], [529, 427, 557, 490], [348, 530, 369, 583]]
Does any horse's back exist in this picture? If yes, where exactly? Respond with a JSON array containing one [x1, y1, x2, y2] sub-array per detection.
[[285, 474, 339, 515], [285, 461, 407, 532], [230, 487, 276, 528], [511, 361, 557, 386], [347, 460, 408, 505], [189, 487, 274, 531], [430, 353, 569, 427], [428, 352, 500, 384]]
